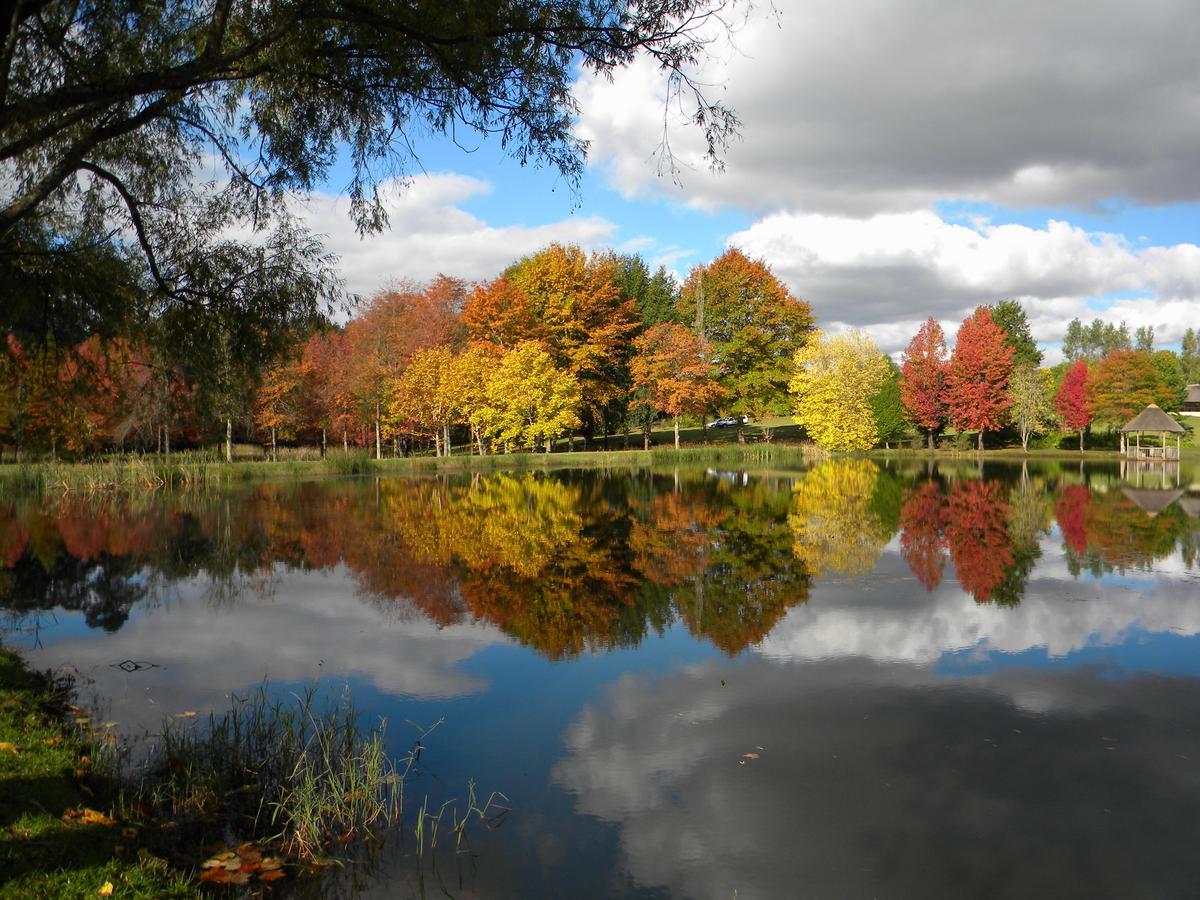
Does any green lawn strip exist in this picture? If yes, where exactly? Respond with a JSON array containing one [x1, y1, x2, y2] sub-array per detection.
[[0, 646, 197, 899]]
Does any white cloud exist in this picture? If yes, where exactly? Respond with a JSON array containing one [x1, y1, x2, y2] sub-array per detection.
[[20, 566, 508, 735], [726, 210, 1200, 353], [295, 173, 617, 299], [575, 0, 1200, 215]]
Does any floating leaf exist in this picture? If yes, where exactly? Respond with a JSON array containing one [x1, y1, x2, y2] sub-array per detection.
[[173, 711, 197, 719], [741, 752, 760, 760]]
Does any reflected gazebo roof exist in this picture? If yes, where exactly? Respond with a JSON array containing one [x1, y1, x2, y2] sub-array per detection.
[[1179, 496, 1200, 519], [1121, 487, 1184, 518]]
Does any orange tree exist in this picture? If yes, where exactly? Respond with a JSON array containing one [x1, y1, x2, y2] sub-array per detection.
[[1087, 349, 1167, 429], [629, 323, 725, 448]]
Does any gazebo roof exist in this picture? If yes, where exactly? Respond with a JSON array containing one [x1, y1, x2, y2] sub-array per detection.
[[1120, 404, 1186, 434], [1180, 496, 1200, 519]]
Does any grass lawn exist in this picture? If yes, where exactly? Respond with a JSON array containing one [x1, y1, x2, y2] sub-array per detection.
[[0, 646, 197, 899]]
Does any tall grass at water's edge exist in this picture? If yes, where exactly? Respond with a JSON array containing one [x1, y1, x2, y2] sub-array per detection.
[[0, 443, 826, 494], [125, 684, 511, 863]]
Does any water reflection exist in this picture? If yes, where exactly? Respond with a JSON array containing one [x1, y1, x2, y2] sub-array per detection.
[[4, 461, 1200, 897], [2, 462, 1198, 656]]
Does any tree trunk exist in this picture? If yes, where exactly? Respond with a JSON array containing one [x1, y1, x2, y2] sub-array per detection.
[[374, 402, 381, 460], [737, 425, 746, 444], [271, 425, 277, 461], [444, 422, 451, 458], [321, 426, 326, 459], [977, 430, 983, 452], [164, 423, 170, 458], [225, 418, 233, 463], [343, 430, 348, 451], [1079, 429, 1084, 452], [434, 431, 441, 458], [14, 378, 24, 463], [1020, 429, 1028, 452], [674, 415, 681, 449], [546, 438, 552, 453], [927, 430, 935, 451]]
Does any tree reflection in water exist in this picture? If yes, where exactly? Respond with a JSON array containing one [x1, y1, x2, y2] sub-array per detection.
[[2, 462, 1197, 653]]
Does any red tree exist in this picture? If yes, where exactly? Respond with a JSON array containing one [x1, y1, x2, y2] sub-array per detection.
[[942, 307, 1014, 450], [943, 480, 1013, 603], [1054, 485, 1091, 556], [1055, 359, 1091, 451], [899, 317, 949, 449], [899, 480, 948, 591]]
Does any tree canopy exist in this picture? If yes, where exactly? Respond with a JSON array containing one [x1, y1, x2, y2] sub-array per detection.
[[1, 0, 737, 358]]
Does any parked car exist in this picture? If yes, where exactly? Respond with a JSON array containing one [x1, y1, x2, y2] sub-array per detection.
[[707, 415, 748, 428]]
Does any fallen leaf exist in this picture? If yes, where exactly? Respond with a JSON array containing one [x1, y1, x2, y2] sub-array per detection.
[[741, 753, 760, 760], [43, 736, 63, 746], [98, 881, 114, 896], [173, 711, 197, 719], [77, 808, 116, 826], [259, 869, 286, 882], [0, 742, 17, 755]]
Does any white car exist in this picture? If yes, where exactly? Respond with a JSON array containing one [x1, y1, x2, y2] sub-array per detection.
[[707, 415, 748, 428]]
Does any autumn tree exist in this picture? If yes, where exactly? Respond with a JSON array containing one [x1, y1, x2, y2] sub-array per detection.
[[942, 307, 1014, 450], [789, 330, 890, 451], [899, 481, 948, 591], [1007, 365, 1054, 452], [485, 342, 581, 452], [464, 245, 636, 442], [340, 278, 464, 458], [630, 324, 725, 449], [900, 318, 949, 449], [1087, 349, 1166, 429], [989, 299, 1042, 367], [789, 460, 893, 576], [389, 346, 457, 456], [255, 352, 305, 460], [943, 480, 1013, 603], [450, 344, 505, 455], [677, 249, 814, 435], [1055, 359, 1092, 451]]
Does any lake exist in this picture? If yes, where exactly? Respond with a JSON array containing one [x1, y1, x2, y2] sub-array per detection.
[[3, 458, 1200, 898]]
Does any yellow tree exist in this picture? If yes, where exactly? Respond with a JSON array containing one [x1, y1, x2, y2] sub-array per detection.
[[789, 330, 890, 451], [630, 323, 726, 449], [485, 342, 581, 452], [388, 345, 457, 456], [789, 459, 893, 576], [464, 244, 637, 439]]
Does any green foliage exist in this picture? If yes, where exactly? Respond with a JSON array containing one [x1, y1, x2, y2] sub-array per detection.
[[989, 299, 1043, 367], [678, 249, 815, 419], [0, 646, 197, 898], [1151, 350, 1187, 411], [1062, 317, 1131, 362], [870, 358, 907, 446], [613, 255, 680, 327]]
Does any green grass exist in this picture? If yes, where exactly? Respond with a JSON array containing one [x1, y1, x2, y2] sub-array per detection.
[[0, 646, 196, 899]]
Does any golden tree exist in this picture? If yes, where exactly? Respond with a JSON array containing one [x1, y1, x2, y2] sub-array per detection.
[[485, 342, 582, 452], [789, 330, 890, 451]]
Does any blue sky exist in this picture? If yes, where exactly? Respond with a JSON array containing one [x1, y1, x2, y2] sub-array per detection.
[[302, 0, 1200, 359]]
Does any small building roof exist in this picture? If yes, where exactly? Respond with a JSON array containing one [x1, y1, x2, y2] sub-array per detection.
[[1184, 384, 1200, 411], [1120, 404, 1186, 434], [1179, 496, 1200, 519]]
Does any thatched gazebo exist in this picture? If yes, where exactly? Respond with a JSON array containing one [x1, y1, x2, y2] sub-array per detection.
[[1120, 404, 1185, 460]]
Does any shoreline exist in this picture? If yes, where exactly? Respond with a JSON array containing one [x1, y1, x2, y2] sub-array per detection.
[[0, 442, 1196, 493]]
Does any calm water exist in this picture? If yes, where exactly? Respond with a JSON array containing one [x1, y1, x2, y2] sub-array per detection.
[[3, 459, 1200, 898]]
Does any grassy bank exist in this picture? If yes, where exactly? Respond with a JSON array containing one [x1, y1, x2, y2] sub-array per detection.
[[0, 646, 195, 898], [0, 441, 821, 493]]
